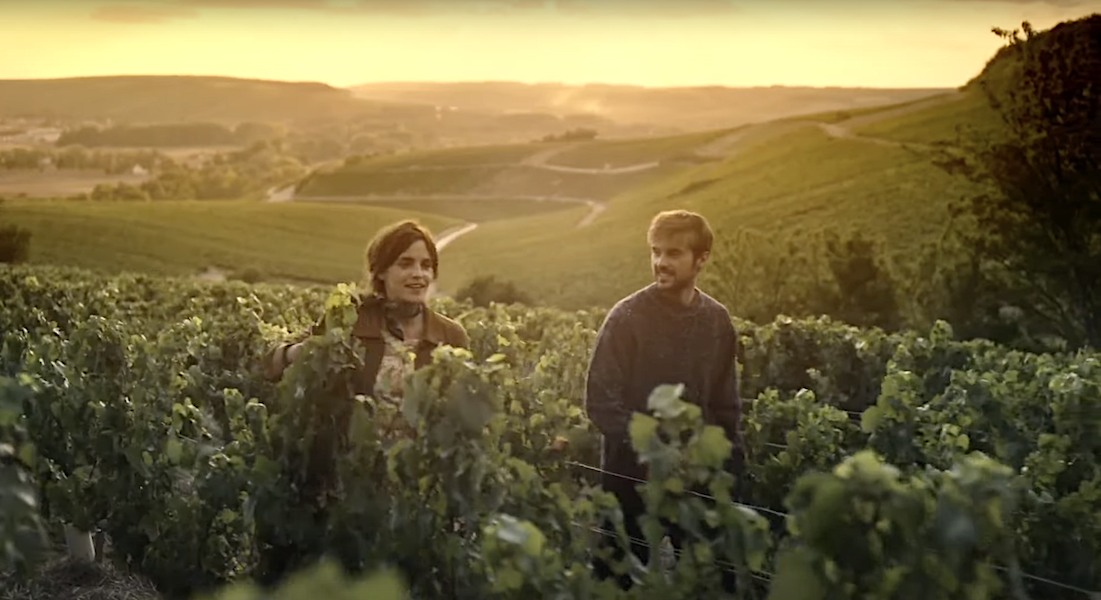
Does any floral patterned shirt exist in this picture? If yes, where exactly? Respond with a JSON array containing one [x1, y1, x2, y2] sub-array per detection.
[[373, 328, 418, 406]]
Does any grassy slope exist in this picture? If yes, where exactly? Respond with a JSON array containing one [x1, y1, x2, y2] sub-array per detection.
[[296, 197, 574, 222], [2, 90, 997, 307], [2, 199, 457, 283], [782, 91, 959, 124], [337, 144, 546, 169], [855, 89, 1002, 144], [299, 161, 684, 202], [351, 81, 952, 132], [436, 93, 993, 309], [544, 129, 731, 168]]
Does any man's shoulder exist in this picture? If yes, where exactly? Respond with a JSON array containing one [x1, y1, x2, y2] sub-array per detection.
[[697, 290, 736, 325], [596, 286, 652, 333], [607, 285, 654, 318], [693, 289, 724, 311]]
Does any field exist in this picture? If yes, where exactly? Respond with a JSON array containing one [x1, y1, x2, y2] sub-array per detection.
[[855, 89, 1004, 144], [295, 197, 576, 223], [0, 199, 458, 283], [0, 89, 994, 307], [432, 96, 989, 307], [351, 80, 953, 133], [1, 265, 1098, 600], [543, 129, 732, 168], [0, 168, 152, 198]]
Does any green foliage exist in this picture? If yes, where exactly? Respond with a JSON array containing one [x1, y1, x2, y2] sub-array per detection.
[[0, 224, 31, 264], [455, 275, 533, 308], [0, 375, 49, 575], [771, 450, 1022, 600], [0, 265, 1098, 599], [57, 123, 243, 148], [195, 561, 408, 600], [0, 146, 168, 173], [81, 141, 308, 201], [701, 227, 901, 332], [538, 128, 599, 143], [930, 15, 1101, 350]]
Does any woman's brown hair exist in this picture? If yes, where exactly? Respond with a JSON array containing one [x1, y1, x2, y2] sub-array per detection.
[[364, 220, 439, 296]]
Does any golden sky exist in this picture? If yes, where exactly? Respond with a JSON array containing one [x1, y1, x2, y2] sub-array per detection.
[[1, 0, 1097, 88]]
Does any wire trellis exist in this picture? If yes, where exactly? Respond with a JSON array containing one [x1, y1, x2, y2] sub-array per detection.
[[561, 459, 1101, 598]]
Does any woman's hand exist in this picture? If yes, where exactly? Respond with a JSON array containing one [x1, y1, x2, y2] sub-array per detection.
[[286, 342, 305, 364]]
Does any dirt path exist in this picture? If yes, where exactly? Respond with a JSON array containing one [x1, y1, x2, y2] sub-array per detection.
[[521, 144, 660, 173], [338, 145, 662, 175], [266, 184, 296, 203], [694, 121, 816, 159], [694, 90, 968, 158], [435, 222, 479, 250], [814, 91, 966, 149], [427, 222, 479, 298]]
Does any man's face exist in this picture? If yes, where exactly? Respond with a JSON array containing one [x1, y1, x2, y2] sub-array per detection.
[[650, 232, 707, 291]]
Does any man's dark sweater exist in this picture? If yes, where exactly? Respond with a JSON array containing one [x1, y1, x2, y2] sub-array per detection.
[[584, 283, 744, 489]]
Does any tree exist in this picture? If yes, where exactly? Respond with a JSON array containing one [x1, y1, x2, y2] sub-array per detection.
[[823, 230, 902, 332], [0, 200, 31, 264], [933, 16, 1101, 349], [455, 275, 532, 307]]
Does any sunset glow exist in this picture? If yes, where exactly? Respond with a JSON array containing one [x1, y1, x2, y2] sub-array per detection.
[[2, 0, 1098, 88]]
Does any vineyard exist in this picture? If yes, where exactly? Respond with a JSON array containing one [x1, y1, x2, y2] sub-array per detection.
[[1, 263, 1099, 600]]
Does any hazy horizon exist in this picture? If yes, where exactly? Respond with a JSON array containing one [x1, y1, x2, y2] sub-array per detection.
[[1, 0, 1099, 89]]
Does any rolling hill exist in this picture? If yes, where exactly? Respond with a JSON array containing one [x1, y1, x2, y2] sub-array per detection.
[[9, 14, 1095, 312], [0, 76, 627, 146], [1, 90, 993, 307], [0, 76, 406, 126], [0, 199, 458, 284], [350, 81, 954, 133], [431, 92, 995, 309]]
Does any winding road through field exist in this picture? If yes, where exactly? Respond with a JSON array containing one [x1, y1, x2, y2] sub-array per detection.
[[268, 91, 968, 262]]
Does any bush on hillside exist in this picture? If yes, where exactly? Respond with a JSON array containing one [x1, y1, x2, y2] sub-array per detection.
[[701, 227, 901, 332], [234, 267, 265, 284], [821, 229, 902, 332], [0, 201, 31, 264], [0, 225, 32, 264], [537, 128, 598, 143], [455, 275, 533, 307]]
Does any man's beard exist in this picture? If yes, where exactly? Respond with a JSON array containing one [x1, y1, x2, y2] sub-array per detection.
[[654, 268, 687, 289]]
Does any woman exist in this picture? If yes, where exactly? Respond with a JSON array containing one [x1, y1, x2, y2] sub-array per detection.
[[263, 219, 470, 403]]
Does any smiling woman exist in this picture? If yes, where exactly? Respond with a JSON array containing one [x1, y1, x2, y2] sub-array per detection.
[[262, 220, 469, 404]]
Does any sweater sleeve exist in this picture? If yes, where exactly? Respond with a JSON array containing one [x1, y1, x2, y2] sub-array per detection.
[[584, 304, 635, 441], [712, 317, 743, 451]]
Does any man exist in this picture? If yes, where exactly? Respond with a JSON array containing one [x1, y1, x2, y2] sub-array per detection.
[[584, 209, 744, 591]]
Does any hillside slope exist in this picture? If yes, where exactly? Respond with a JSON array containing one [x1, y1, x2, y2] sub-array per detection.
[[0, 76, 408, 126], [0, 76, 628, 145], [2, 199, 458, 284], [433, 17, 1100, 308], [351, 81, 953, 132], [432, 92, 991, 309]]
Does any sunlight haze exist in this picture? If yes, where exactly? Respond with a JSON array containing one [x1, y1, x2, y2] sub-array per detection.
[[2, 0, 1098, 88]]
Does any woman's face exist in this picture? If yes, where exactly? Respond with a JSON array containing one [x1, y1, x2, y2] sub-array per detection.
[[380, 239, 434, 304]]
